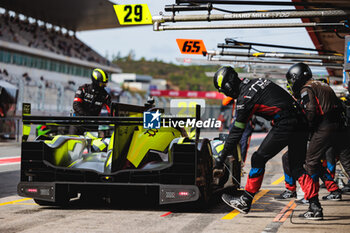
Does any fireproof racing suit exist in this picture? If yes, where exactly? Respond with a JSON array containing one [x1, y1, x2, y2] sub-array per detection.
[[72, 84, 111, 135], [239, 116, 266, 163], [218, 78, 318, 200], [73, 83, 111, 116], [229, 114, 265, 164], [298, 80, 350, 192], [281, 146, 338, 193]]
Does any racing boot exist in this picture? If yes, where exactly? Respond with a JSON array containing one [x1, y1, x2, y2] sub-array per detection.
[[322, 189, 342, 201], [295, 198, 309, 205], [274, 189, 297, 200], [221, 192, 253, 214], [299, 198, 323, 220]]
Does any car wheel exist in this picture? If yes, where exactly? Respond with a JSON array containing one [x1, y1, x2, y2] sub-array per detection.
[[197, 149, 213, 206]]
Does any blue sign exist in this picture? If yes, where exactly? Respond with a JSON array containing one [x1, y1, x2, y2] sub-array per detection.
[[347, 41, 350, 63], [143, 110, 161, 129]]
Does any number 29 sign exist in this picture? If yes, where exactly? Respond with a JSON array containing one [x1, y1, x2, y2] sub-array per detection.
[[114, 4, 152, 25], [176, 39, 207, 55]]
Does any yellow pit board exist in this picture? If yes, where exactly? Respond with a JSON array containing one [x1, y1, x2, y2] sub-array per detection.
[[114, 4, 152, 25]]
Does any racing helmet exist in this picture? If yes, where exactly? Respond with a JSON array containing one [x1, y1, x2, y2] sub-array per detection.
[[91, 68, 108, 88], [213, 66, 241, 98], [286, 63, 312, 97]]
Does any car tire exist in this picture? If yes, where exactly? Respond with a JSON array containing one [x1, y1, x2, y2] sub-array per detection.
[[197, 144, 213, 207]]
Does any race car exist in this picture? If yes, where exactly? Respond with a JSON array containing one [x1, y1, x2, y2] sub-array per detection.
[[17, 101, 241, 207]]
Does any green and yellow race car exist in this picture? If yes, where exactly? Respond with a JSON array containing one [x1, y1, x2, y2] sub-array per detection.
[[18, 101, 240, 207]]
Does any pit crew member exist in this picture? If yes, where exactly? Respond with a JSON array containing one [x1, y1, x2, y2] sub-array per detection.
[[285, 63, 350, 219], [73, 68, 111, 116], [212, 66, 319, 220]]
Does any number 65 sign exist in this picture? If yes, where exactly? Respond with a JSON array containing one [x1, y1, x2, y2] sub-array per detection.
[[176, 39, 207, 55]]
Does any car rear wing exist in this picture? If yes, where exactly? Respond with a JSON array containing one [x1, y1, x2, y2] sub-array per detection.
[[21, 102, 202, 143]]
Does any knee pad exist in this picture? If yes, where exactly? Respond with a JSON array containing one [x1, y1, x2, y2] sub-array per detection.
[[251, 152, 266, 168]]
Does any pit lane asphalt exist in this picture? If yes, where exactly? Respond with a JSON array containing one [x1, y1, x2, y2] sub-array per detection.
[[1, 133, 350, 233]]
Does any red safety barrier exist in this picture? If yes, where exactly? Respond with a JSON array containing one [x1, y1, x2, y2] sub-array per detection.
[[150, 90, 225, 99]]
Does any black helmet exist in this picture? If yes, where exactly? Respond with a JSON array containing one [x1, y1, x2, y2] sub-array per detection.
[[213, 66, 241, 98], [286, 63, 312, 97], [91, 68, 108, 88]]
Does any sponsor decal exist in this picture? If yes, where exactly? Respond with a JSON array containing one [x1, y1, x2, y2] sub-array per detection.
[[143, 110, 161, 129]]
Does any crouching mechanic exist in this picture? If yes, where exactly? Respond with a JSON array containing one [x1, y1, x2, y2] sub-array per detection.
[[213, 66, 321, 220], [286, 63, 350, 213], [72, 68, 111, 134], [277, 147, 341, 202]]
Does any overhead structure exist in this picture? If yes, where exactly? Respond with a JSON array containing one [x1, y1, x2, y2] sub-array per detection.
[[208, 57, 343, 69], [291, 0, 350, 77], [154, 21, 345, 31], [173, 0, 350, 7], [205, 38, 344, 71], [220, 38, 336, 53], [153, 1, 350, 32], [0, 0, 121, 31], [154, 0, 350, 77], [207, 50, 344, 62], [155, 9, 348, 24]]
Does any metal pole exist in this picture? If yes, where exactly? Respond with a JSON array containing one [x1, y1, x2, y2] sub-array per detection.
[[221, 39, 336, 53], [154, 10, 348, 23], [154, 22, 345, 31], [18, 76, 24, 111], [125, 91, 132, 104], [207, 50, 344, 61], [209, 57, 343, 69], [16, 118, 19, 142], [218, 43, 252, 50], [160, 97, 167, 108], [175, 0, 350, 7], [175, 57, 342, 69], [164, 4, 212, 12]]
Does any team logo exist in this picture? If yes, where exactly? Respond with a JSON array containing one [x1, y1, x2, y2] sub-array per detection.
[[143, 110, 161, 129]]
